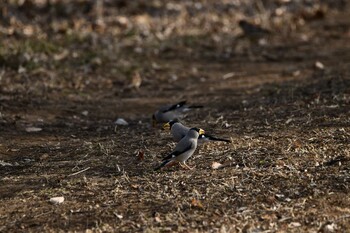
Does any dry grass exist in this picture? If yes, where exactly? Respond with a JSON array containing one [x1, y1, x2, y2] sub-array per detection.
[[0, 0, 350, 232]]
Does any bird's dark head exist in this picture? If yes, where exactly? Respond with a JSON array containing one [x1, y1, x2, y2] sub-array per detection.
[[190, 127, 205, 135]]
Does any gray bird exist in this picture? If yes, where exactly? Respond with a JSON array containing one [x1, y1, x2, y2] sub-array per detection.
[[154, 127, 205, 171], [162, 120, 231, 143], [152, 101, 203, 127]]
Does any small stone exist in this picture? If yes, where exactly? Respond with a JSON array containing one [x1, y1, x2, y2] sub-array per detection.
[[49, 196, 64, 204], [315, 61, 324, 70], [323, 223, 336, 233], [212, 162, 223, 169], [289, 222, 301, 228], [25, 127, 42, 132], [285, 118, 293, 124], [115, 118, 128, 126], [223, 72, 235, 79]]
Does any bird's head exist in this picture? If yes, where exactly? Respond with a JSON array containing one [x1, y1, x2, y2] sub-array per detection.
[[190, 127, 205, 135], [162, 119, 179, 131]]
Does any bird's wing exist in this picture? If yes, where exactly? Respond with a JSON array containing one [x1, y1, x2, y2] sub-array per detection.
[[154, 159, 173, 171], [161, 101, 187, 113], [162, 144, 193, 161]]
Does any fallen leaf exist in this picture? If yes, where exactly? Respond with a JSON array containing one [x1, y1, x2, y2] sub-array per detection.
[[285, 118, 293, 124], [114, 212, 123, 219], [54, 49, 69, 61], [293, 140, 302, 148], [18, 66, 27, 74], [219, 225, 227, 233], [212, 162, 223, 169], [191, 199, 204, 209], [91, 57, 102, 66], [289, 222, 301, 228], [293, 70, 301, 76], [0, 160, 13, 166], [116, 16, 129, 27], [25, 127, 42, 132], [49, 196, 64, 204], [40, 153, 49, 161], [170, 74, 178, 81], [130, 71, 142, 89], [137, 150, 144, 160], [151, 62, 162, 70], [153, 212, 162, 222], [327, 105, 338, 109], [323, 223, 336, 233], [23, 25, 34, 36], [223, 72, 235, 79], [260, 213, 277, 221], [154, 216, 162, 223], [315, 61, 324, 70]]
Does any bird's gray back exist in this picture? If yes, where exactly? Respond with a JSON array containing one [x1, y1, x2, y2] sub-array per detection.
[[158, 104, 172, 112], [187, 129, 200, 139], [155, 110, 177, 123], [172, 123, 190, 142]]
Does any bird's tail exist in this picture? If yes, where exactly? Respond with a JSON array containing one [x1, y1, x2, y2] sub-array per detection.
[[154, 160, 172, 171], [210, 137, 231, 143], [164, 101, 203, 113], [202, 134, 231, 143], [187, 105, 203, 109]]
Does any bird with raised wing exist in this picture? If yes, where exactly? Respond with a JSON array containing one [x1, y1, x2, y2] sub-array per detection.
[[152, 101, 203, 127]]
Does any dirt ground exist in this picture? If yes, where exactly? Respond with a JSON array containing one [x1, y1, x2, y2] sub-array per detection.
[[0, 1, 349, 232]]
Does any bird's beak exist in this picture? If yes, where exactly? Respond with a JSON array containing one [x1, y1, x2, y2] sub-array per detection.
[[162, 122, 171, 131], [199, 129, 205, 135]]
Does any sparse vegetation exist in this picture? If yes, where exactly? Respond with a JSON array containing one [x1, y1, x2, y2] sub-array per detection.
[[0, 0, 349, 232]]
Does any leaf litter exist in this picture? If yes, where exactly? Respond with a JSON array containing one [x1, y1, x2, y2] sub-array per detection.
[[0, 0, 349, 232]]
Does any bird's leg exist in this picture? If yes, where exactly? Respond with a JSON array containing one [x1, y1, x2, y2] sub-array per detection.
[[182, 162, 195, 170], [152, 121, 157, 128], [178, 162, 187, 169]]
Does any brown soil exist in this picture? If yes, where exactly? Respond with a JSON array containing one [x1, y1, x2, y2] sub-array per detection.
[[0, 1, 349, 232]]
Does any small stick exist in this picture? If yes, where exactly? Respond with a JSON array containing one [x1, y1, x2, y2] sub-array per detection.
[[35, 211, 53, 218], [68, 167, 91, 177]]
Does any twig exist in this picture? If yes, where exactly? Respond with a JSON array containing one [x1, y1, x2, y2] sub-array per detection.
[[68, 167, 91, 177], [35, 211, 53, 218]]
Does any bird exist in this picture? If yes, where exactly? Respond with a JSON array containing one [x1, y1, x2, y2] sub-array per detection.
[[162, 119, 231, 143], [154, 127, 205, 171], [152, 100, 203, 127], [238, 20, 270, 38]]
